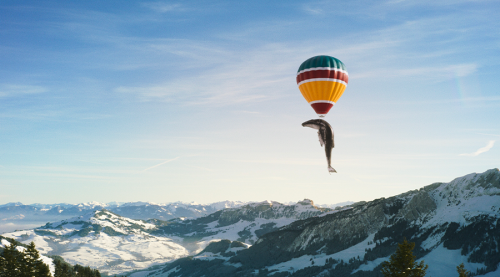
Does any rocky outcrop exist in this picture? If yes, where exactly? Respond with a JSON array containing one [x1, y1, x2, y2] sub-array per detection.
[[397, 190, 437, 221], [216, 200, 329, 227]]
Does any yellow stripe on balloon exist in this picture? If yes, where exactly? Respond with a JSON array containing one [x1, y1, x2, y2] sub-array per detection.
[[298, 81, 346, 103], [332, 82, 346, 102]]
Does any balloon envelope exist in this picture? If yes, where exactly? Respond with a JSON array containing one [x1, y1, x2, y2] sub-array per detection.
[[297, 55, 348, 117]]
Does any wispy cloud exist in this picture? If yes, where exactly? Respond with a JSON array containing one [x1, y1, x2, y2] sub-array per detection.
[[368, 96, 500, 106], [302, 5, 324, 15], [114, 43, 297, 106], [141, 157, 180, 172], [0, 85, 47, 97], [30, 4, 495, 108], [353, 63, 478, 80], [385, 0, 493, 7], [477, 133, 500, 137], [142, 2, 183, 13], [460, 140, 495, 156]]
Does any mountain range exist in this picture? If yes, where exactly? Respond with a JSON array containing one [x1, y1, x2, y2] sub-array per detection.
[[1, 199, 337, 275], [140, 168, 500, 277], [0, 168, 499, 277], [0, 199, 351, 234], [0, 200, 246, 227]]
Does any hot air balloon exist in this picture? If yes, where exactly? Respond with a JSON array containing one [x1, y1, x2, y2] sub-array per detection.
[[296, 55, 348, 117]]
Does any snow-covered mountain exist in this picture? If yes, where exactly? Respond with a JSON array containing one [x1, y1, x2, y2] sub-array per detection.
[[0, 199, 348, 234], [2, 210, 188, 275], [1, 200, 332, 275], [143, 168, 500, 277], [151, 199, 333, 253], [110, 200, 247, 221], [0, 200, 249, 233], [316, 201, 354, 209], [0, 200, 246, 219], [0, 202, 24, 207]]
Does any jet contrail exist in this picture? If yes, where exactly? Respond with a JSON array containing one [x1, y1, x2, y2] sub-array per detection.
[[141, 157, 180, 172], [460, 141, 495, 157]]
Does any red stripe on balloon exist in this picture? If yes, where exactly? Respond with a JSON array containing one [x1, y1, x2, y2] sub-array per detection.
[[296, 69, 349, 84], [310, 102, 334, 115]]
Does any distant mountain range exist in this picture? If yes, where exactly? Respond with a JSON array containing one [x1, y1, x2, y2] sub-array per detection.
[[0, 200, 248, 223], [1, 168, 499, 277], [0, 199, 351, 228]]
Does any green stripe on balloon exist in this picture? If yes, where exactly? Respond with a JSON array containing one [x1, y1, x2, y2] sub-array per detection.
[[297, 55, 346, 73]]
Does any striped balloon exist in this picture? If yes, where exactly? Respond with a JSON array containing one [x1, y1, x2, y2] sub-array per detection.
[[297, 55, 348, 117]]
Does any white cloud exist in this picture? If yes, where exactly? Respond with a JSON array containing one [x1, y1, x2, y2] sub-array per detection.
[[460, 140, 495, 156]]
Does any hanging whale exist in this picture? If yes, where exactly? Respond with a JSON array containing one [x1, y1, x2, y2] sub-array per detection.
[[302, 119, 336, 173]]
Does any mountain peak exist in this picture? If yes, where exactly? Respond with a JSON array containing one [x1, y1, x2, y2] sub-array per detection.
[[297, 199, 314, 206], [120, 201, 159, 207], [0, 202, 24, 207], [76, 201, 107, 208], [37, 208, 156, 238], [432, 168, 500, 202]]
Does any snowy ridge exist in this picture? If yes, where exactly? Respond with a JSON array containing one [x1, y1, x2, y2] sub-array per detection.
[[2, 210, 188, 275], [40, 210, 157, 236], [151, 198, 332, 248], [1, 200, 251, 233], [422, 168, 500, 229]]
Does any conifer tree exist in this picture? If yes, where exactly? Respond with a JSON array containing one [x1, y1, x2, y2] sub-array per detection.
[[1, 241, 23, 277], [22, 241, 51, 277], [381, 239, 428, 277], [0, 252, 5, 276], [457, 263, 470, 277], [54, 258, 75, 277]]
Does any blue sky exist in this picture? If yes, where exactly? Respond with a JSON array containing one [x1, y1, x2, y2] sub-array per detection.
[[0, 0, 499, 205]]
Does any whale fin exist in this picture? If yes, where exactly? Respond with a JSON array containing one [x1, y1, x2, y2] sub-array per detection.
[[318, 131, 324, 147], [328, 166, 337, 174]]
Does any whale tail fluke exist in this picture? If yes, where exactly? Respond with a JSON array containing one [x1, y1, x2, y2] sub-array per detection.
[[328, 166, 337, 174]]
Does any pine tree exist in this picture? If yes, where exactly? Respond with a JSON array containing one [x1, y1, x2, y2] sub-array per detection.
[[457, 263, 470, 277], [22, 241, 39, 276], [1, 241, 23, 277], [54, 258, 75, 277], [22, 241, 51, 277], [0, 250, 6, 277], [381, 239, 428, 277]]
